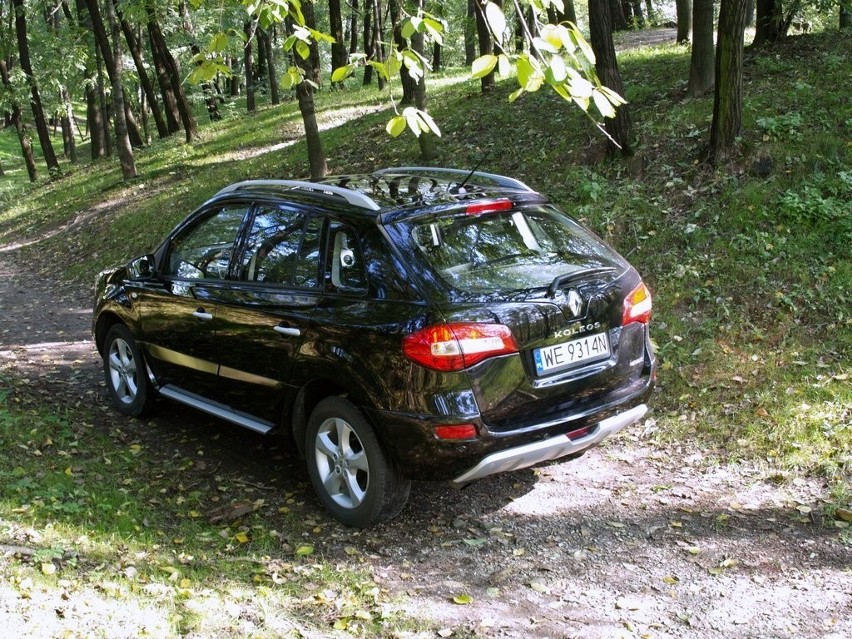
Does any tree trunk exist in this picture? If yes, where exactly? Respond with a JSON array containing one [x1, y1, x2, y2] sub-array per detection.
[[60, 87, 77, 162], [842, 3, 852, 28], [675, 0, 692, 42], [390, 0, 416, 104], [13, 0, 61, 174], [645, 0, 657, 23], [118, 6, 168, 139], [294, 1, 327, 178], [631, 0, 645, 26], [245, 21, 256, 112], [589, 0, 632, 156], [610, 0, 629, 31], [709, 0, 748, 164], [329, 0, 348, 83], [86, 0, 137, 178], [412, 0, 435, 160], [475, 0, 498, 92], [147, 2, 196, 142], [753, 0, 781, 45], [0, 59, 38, 181], [146, 20, 181, 134], [265, 27, 280, 105], [179, 0, 221, 121], [349, 0, 359, 54], [465, 0, 477, 64], [687, 0, 715, 96], [362, 0, 373, 85]]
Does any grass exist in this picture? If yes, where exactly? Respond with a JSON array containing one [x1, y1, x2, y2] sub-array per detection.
[[1, 27, 850, 636]]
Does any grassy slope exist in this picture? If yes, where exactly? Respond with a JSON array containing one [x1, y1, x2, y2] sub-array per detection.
[[0, 28, 849, 635]]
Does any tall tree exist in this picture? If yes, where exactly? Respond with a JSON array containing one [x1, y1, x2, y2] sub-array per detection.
[[389, 0, 416, 104], [675, 0, 692, 42], [146, 1, 196, 142], [842, 2, 852, 28], [293, 1, 328, 178], [753, 0, 781, 44], [687, 0, 715, 96], [117, 5, 168, 139], [13, 0, 61, 173], [179, 0, 221, 120], [85, 0, 137, 178], [590, 0, 632, 155], [474, 0, 499, 93], [0, 59, 38, 181], [411, 0, 435, 159], [329, 0, 347, 85], [709, 0, 748, 163], [244, 20, 256, 113]]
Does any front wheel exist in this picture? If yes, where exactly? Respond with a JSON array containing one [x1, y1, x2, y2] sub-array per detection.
[[305, 397, 410, 527], [102, 324, 151, 417]]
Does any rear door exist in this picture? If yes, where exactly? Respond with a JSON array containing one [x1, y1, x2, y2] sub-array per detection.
[[212, 203, 324, 423]]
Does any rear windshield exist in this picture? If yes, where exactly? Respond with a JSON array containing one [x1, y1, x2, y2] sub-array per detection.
[[405, 204, 625, 294]]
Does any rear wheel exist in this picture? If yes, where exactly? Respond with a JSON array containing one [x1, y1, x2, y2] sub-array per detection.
[[305, 397, 410, 527], [102, 324, 151, 417]]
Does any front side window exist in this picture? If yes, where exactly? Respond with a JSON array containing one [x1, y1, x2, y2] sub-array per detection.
[[167, 206, 248, 280]]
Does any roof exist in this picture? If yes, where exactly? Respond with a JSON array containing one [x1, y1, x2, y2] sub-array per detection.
[[213, 167, 539, 214]]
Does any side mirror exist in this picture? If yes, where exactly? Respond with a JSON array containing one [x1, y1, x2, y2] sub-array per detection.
[[128, 254, 155, 279]]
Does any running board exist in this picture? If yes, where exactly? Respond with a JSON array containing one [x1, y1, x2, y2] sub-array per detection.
[[158, 385, 274, 435]]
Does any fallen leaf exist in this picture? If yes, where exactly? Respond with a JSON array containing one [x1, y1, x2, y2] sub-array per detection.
[[529, 581, 550, 594], [452, 594, 473, 605], [834, 508, 852, 522], [295, 544, 314, 557]]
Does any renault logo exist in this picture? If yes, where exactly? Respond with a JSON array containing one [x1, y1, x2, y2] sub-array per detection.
[[566, 289, 583, 317]]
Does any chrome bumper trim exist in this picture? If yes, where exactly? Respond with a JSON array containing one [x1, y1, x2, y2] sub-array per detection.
[[452, 404, 648, 485]]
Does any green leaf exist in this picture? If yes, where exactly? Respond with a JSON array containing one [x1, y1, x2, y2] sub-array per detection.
[[386, 116, 406, 138], [452, 594, 474, 605], [209, 33, 229, 53], [547, 55, 568, 84], [417, 110, 441, 137], [471, 54, 498, 79], [295, 40, 310, 61], [508, 87, 525, 103], [423, 18, 444, 45], [295, 544, 314, 556], [331, 65, 354, 83], [401, 19, 417, 40]]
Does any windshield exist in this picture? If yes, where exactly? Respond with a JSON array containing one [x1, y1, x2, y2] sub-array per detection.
[[406, 204, 626, 294]]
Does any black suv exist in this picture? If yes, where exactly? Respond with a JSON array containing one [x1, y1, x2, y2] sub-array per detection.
[[93, 167, 655, 527]]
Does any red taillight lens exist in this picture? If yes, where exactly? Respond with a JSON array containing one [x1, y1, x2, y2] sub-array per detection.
[[466, 199, 513, 215], [622, 282, 652, 326], [434, 424, 478, 440], [403, 323, 519, 372]]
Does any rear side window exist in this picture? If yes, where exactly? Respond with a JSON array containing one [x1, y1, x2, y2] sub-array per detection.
[[407, 205, 623, 293]]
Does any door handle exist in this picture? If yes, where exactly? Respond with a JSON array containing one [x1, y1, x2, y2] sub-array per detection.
[[192, 309, 214, 321], [273, 325, 301, 337]]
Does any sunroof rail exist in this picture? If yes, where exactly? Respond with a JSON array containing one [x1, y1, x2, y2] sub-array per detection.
[[373, 167, 534, 192], [215, 179, 381, 211]]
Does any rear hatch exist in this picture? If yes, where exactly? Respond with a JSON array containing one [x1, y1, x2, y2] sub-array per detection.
[[395, 200, 653, 433]]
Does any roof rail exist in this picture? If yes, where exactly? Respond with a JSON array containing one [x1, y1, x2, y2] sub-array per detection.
[[214, 179, 381, 211], [373, 167, 534, 192]]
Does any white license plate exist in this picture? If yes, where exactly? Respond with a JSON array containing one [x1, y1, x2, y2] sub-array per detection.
[[534, 331, 611, 375]]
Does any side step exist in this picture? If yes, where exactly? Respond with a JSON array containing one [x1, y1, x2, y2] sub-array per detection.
[[159, 385, 274, 435]]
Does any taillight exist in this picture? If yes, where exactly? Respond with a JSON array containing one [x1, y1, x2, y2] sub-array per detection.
[[622, 282, 652, 326], [466, 199, 513, 215], [402, 323, 519, 372]]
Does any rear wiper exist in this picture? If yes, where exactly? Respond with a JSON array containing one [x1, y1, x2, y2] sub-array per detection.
[[546, 267, 617, 299]]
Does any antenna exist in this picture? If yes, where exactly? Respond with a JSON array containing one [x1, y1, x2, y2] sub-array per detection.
[[457, 151, 490, 191]]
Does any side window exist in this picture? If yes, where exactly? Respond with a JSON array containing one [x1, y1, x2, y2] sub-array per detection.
[[241, 205, 321, 288], [328, 223, 367, 294], [167, 206, 247, 280]]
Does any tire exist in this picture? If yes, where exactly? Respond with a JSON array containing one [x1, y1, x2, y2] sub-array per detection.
[[305, 397, 410, 527], [102, 324, 151, 417]]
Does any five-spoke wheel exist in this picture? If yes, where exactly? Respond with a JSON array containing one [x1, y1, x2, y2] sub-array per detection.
[[102, 324, 150, 417], [306, 397, 410, 527]]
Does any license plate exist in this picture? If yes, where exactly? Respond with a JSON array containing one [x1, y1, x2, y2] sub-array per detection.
[[534, 331, 611, 375]]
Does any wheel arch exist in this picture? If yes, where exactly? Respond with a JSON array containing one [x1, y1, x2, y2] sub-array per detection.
[[94, 311, 127, 355]]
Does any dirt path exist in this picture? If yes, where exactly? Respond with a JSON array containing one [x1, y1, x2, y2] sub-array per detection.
[[1, 246, 849, 638]]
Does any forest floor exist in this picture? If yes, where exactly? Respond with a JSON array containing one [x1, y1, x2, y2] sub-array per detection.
[[1, 243, 849, 638]]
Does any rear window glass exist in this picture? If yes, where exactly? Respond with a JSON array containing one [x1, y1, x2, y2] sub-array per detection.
[[407, 205, 624, 293]]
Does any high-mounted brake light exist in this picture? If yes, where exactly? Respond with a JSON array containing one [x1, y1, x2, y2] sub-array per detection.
[[403, 323, 519, 372], [622, 282, 653, 326], [466, 199, 513, 215]]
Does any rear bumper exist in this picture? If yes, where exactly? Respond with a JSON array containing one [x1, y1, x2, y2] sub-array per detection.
[[451, 403, 648, 484]]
